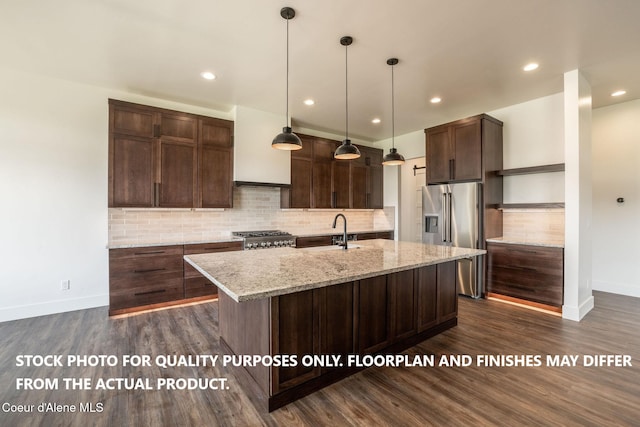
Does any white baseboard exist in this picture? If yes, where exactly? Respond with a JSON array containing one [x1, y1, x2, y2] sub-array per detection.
[[562, 295, 595, 321], [592, 280, 640, 298], [0, 295, 108, 323]]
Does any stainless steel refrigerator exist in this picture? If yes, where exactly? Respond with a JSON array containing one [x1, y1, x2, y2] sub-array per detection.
[[422, 183, 483, 298]]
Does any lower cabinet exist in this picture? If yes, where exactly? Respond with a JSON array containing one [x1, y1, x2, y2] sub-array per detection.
[[266, 261, 457, 398], [109, 241, 242, 315], [486, 242, 564, 307], [183, 241, 243, 298], [109, 246, 184, 312]]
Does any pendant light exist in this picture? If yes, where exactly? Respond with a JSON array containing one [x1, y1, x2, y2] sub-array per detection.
[[272, 7, 302, 150], [382, 58, 405, 165], [334, 36, 361, 160]]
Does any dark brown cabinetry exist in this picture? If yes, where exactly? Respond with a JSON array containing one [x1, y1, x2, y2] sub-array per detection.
[[109, 246, 184, 312], [283, 134, 384, 209], [109, 99, 233, 208], [199, 117, 234, 208], [486, 242, 564, 307], [425, 115, 501, 184], [219, 260, 458, 411], [183, 241, 242, 298], [109, 240, 242, 315], [295, 231, 394, 248]]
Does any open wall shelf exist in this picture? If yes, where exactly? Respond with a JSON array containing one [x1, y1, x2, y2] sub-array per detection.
[[498, 203, 565, 210], [497, 163, 565, 176]]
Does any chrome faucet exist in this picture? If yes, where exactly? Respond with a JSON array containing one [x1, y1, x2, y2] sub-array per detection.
[[332, 213, 348, 250]]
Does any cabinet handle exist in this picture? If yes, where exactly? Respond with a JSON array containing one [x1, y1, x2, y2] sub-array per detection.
[[502, 265, 537, 272], [134, 268, 167, 274], [366, 193, 370, 208], [509, 248, 539, 254], [134, 289, 167, 296], [153, 182, 161, 207], [331, 192, 336, 208], [134, 250, 166, 255], [153, 124, 161, 138], [449, 159, 454, 180]]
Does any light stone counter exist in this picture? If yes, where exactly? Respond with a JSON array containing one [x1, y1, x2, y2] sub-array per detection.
[[185, 239, 485, 302], [108, 236, 243, 249], [486, 237, 564, 248]]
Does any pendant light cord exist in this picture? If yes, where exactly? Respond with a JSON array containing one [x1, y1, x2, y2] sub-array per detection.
[[285, 17, 290, 127], [345, 42, 349, 141], [391, 63, 395, 149]]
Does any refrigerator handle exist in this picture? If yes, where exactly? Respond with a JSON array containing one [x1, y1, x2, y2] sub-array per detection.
[[447, 192, 452, 243], [441, 192, 447, 243]]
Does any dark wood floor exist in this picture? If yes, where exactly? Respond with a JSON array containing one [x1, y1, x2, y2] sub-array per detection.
[[1, 291, 639, 426]]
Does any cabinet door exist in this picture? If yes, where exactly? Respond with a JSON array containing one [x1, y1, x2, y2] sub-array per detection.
[[417, 265, 438, 332], [452, 119, 482, 181], [368, 165, 384, 209], [389, 270, 417, 342], [160, 112, 197, 143], [351, 164, 368, 209], [321, 282, 355, 372], [158, 140, 197, 208], [426, 127, 452, 184], [313, 139, 336, 208], [290, 157, 312, 208], [199, 118, 234, 208], [109, 135, 155, 207], [332, 161, 351, 208], [110, 101, 157, 138], [358, 275, 390, 353], [438, 261, 458, 323], [272, 290, 321, 392], [312, 161, 333, 208]]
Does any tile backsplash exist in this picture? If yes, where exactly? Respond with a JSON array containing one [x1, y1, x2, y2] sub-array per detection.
[[108, 186, 395, 247], [502, 208, 565, 244]]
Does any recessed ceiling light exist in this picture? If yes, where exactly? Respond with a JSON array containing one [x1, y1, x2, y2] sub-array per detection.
[[430, 97, 441, 104], [303, 99, 315, 106], [523, 63, 539, 72], [611, 90, 627, 97], [371, 118, 381, 124], [200, 71, 216, 80]]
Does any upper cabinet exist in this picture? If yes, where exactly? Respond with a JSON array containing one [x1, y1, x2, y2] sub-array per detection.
[[425, 114, 503, 185], [108, 99, 234, 209], [282, 134, 384, 209]]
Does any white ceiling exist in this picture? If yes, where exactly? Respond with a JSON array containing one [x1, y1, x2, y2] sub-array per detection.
[[3, 0, 640, 141]]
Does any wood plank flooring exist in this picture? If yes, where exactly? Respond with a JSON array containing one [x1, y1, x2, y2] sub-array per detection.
[[1, 291, 639, 426]]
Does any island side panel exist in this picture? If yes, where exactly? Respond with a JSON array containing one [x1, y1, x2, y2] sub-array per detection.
[[218, 291, 271, 395]]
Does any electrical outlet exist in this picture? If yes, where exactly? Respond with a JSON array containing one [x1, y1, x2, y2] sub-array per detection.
[[61, 279, 70, 291]]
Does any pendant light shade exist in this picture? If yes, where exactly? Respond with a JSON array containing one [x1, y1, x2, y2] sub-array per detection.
[[272, 7, 302, 151], [335, 36, 361, 160], [382, 58, 405, 166]]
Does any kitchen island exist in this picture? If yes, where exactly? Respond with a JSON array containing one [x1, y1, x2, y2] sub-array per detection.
[[185, 239, 484, 411]]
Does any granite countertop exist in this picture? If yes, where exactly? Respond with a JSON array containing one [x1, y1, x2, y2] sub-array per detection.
[[108, 236, 243, 249], [486, 237, 564, 248], [185, 239, 485, 302]]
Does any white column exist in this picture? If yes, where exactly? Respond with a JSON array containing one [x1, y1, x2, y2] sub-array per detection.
[[563, 69, 594, 321]]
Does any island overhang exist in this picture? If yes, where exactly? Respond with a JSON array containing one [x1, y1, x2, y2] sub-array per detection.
[[184, 239, 485, 302]]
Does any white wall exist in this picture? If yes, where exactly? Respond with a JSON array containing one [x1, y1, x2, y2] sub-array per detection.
[[488, 93, 565, 203], [0, 66, 231, 322], [233, 106, 290, 184], [592, 99, 640, 297]]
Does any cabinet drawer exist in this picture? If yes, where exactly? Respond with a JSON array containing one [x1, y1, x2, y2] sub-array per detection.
[[110, 245, 183, 259], [109, 254, 183, 278], [488, 243, 562, 270], [184, 241, 243, 254], [356, 232, 378, 241], [488, 265, 563, 306], [185, 276, 218, 299], [109, 280, 185, 310], [295, 235, 332, 248], [487, 242, 564, 307]]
